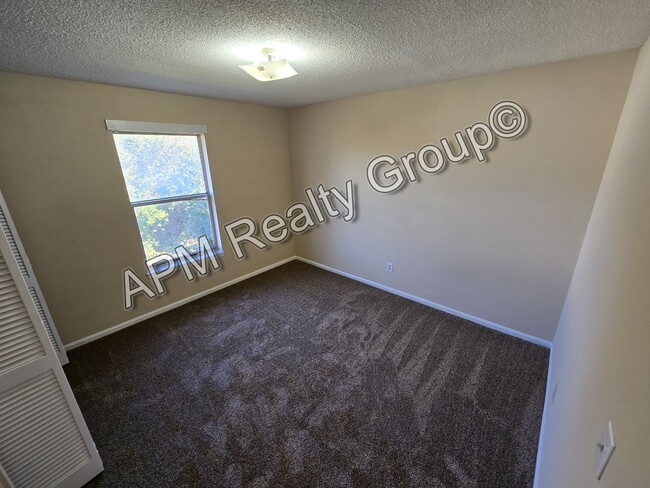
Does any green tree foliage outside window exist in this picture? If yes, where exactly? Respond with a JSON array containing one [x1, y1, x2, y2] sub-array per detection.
[[113, 134, 216, 260]]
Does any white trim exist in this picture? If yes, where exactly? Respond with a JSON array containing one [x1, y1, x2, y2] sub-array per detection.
[[105, 119, 207, 135], [66, 254, 553, 351], [64, 256, 297, 351], [197, 133, 223, 253], [295, 256, 552, 348], [533, 344, 554, 488]]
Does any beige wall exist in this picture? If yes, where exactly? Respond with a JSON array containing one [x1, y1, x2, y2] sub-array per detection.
[[538, 39, 650, 487], [0, 73, 295, 345], [0, 50, 640, 349], [288, 50, 637, 341]]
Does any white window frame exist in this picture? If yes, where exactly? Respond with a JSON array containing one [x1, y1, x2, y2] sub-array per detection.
[[106, 120, 223, 262]]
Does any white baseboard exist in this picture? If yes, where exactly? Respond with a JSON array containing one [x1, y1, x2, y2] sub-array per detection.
[[533, 345, 554, 488], [64, 256, 297, 351], [66, 254, 552, 351], [295, 256, 552, 349]]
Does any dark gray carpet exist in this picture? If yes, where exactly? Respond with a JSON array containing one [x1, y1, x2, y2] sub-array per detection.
[[65, 260, 549, 488]]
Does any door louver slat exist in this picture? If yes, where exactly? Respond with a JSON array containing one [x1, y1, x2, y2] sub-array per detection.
[[0, 321, 32, 340], [0, 376, 57, 416], [0, 207, 28, 279], [1, 396, 70, 451], [0, 290, 19, 302], [18, 438, 88, 488], [0, 381, 63, 425], [0, 371, 92, 488], [0, 312, 30, 330], [0, 344, 44, 374], [0, 393, 68, 446], [2, 408, 78, 467], [0, 334, 41, 353], [1, 401, 69, 449], [0, 304, 28, 322], [0, 257, 46, 375], [0, 328, 34, 347], [27, 288, 60, 354]]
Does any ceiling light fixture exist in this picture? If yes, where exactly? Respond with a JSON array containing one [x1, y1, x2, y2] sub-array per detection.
[[239, 48, 298, 82]]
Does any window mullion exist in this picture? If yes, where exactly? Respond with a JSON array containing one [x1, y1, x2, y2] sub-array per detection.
[[131, 193, 209, 207]]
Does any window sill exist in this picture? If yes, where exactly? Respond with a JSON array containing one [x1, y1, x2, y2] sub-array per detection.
[[145, 248, 224, 277]]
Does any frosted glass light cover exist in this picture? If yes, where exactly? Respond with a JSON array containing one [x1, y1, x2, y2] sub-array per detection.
[[239, 58, 298, 82]]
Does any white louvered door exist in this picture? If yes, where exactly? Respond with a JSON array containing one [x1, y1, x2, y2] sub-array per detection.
[[0, 191, 67, 365], [0, 223, 103, 487]]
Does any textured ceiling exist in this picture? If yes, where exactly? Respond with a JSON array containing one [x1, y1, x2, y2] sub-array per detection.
[[1, 1, 649, 107]]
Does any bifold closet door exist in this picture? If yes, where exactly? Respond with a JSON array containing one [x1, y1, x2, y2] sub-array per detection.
[[0, 224, 103, 487], [0, 191, 68, 365]]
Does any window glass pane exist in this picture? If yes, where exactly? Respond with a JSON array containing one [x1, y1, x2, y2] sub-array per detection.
[[113, 134, 206, 201], [134, 199, 214, 260]]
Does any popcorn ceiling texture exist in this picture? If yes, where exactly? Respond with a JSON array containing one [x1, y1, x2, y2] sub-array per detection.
[[0, 0, 649, 107]]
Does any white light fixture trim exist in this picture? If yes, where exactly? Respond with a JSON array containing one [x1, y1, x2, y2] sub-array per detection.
[[239, 48, 298, 82]]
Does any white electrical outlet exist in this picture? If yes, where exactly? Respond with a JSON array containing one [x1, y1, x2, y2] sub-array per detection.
[[595, 421, 615, 480], [386, 262, 393, 273]]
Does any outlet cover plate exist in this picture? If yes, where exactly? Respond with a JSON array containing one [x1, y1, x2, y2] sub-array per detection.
[[595, 421, 615, 480]]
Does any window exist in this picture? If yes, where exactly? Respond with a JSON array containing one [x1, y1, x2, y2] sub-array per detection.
[[106, 120, 221, 261]]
